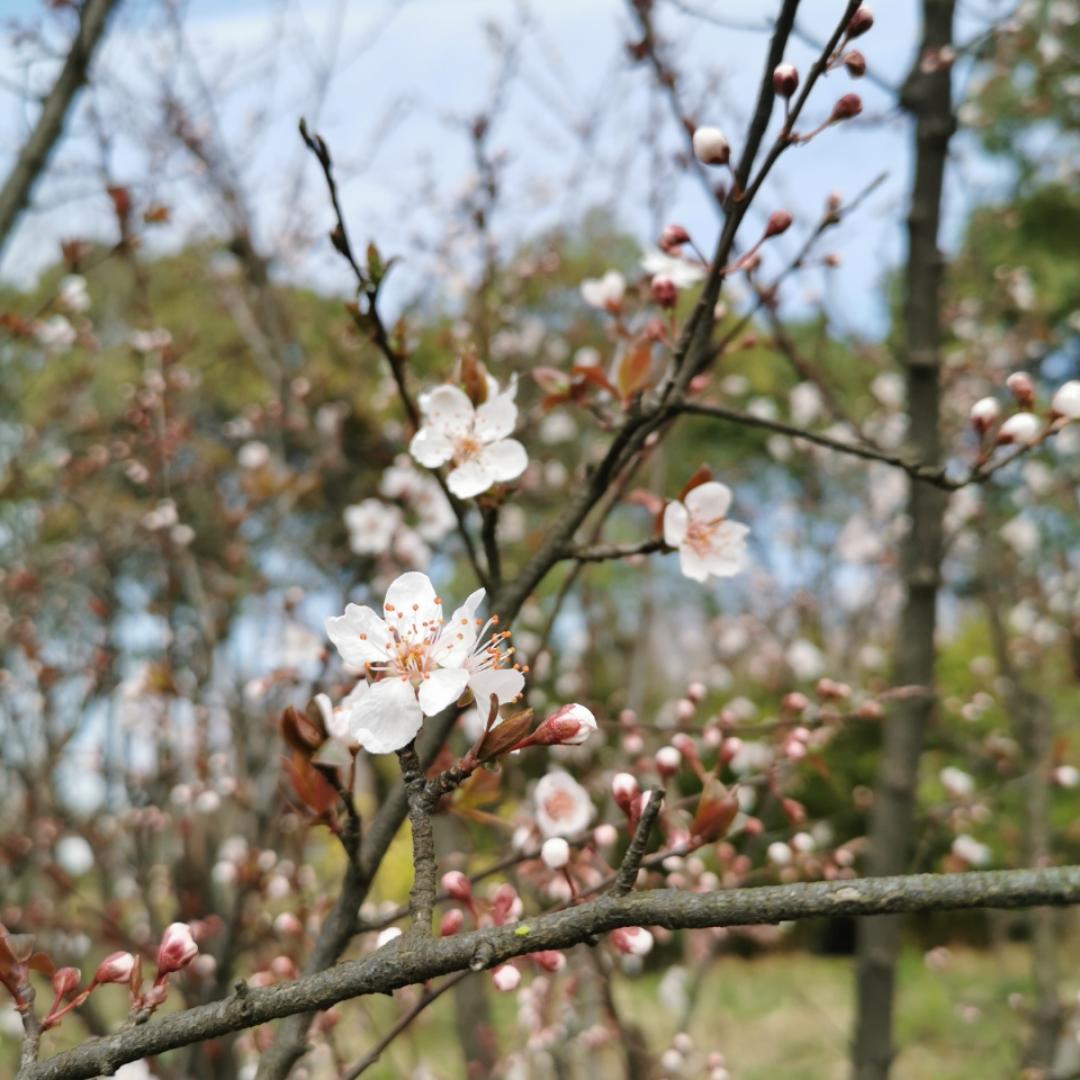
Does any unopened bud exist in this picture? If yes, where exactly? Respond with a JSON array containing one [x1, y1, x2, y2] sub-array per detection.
[[830, 94, 863, 124], [764, 210, 793, 238], [515, 703, 597, 750], [51, 967, 81, 999], [997, 412, 1042, 446], [772, 63, 799, 98], [846, 5, 874, 37], [91, 951, 137, 987], [441, 870, 472, 902], [541, 837, 571, 870], [612, 772, 640, 813], [651, 275, 678, 308], [1006, 371, 1036, 408], [692, 126, 730, 166], [660, 224, 691, 252], [440, 908, 465, 936], [375, 927, 402, 949], [273, 912, 304, 937], [655, 745, 682, 778], [611, 926, 654, 956], [969, 396, 1001, 435], [781, 691, 811, 715], [1051, 380, 1080, 420], [531, 950, 566, 972], [843, 50, 867, 77], [156, 922, 198, 977], [492, 964, 521, 991]]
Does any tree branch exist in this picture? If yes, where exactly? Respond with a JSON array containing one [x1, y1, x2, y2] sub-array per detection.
[[611, 790, 664, 897], [0, 0, 122, 260], [397, 742, 438, 937], [21, 868, 1080, 1080]]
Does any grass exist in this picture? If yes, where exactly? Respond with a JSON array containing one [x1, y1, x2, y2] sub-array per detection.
[[2, 942, 1070, 1077]]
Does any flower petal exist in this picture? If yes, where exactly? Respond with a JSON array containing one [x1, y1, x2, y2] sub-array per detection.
[[433, 587, 486, 666], [344, 677, 424, 754], [383, 572, 443, 643], [475, 383, 518, 442], [409, 426, 455, 468], [684, 481, 732, 521], [478, 438, 528, 484], [326, 604, 392, 668], [703, 521, 749, 576], [468, 666, 525, 706], [663, 501, 689, 547], [419, 385, 475, 439], [677, 545, 712, 582], [447, 460, 493, 499], [418, 666, 470, 715]]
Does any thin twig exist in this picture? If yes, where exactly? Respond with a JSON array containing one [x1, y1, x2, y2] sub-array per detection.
[[611, 790, 664, 897]]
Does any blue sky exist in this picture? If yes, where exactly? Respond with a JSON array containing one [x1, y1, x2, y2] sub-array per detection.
[[0, 0, 1017, 336]]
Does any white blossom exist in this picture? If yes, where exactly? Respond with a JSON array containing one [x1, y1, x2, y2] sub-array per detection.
[[951, 834, 991, 867], [325, 572, 524, 754], [663, 482, 749, 582], [534, 770, 594, 837], [1052, 380, 1080, 419], [998, 412, 1042, 445], [36, 315, 77, 351], [409, 379, 527, 499], [344, 499, 403, 555], [580, 270, 626, 311], [59, 274, 90, 312], [640, 251, 706, 289]]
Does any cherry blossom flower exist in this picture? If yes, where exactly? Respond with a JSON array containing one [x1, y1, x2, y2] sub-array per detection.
[[640, 251, 706, 289], [540, 837, 571, 869], [58, 275, 90, 313], [663, 482, 750, 582], [344, 499, 403, 555], [580, 270, 626, 312], [325, 572, 524, 754], [36, 315, 77, 351], [534, 770, 594, 838], [409, 379, 528, 499], [997, 412, 1042, 445], [951, 834, 991, 867]]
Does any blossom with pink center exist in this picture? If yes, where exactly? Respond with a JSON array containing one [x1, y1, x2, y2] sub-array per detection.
[[409, 378, 528, 499], [663, 482, 749, 582], [535, 770, 594, 838], [325, 572, 524, 754]]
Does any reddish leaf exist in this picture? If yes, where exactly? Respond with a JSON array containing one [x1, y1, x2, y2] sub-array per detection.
[[614, 337, 655, 401], [691, 780, 739, 842], [678, 464, 714, 501], [284, 751, 338, 817]]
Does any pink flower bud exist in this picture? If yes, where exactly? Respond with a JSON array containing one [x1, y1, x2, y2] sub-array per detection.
[[816, 677, 851, 700], [490, 883, 522, 926], [686, 681, 706, 703], [441, 870, 472, 902], [541, 837, 571, 869], [51, 967, 81, 999], [692, 126, 730, 166], [764, 210, 793, 238], [830, 94, 863, 124], [612, 772, 640, 813], [846, 5, 874, 37], [773, 63, 799, 98], [655, 745, 682, 778], [969, 396, 1000, 435], [660, 224, 691, 252], [1051, 380, 1080, 420], [156, 922, 198, 977], [594, 823, 619, 847], [843, 50, 867, 77], [514, 703, 597, 749], [440, 909, 465, 937], [651, 275, 678, 308], [781, 691, 811, 715], [997, 412, 1042, 446], [611, 926, 654, 957], [491, 964, 521, 992], [91, 951, 137, 987], [1006, 371, 1036, 408], [670, 732, 697, 758], [531, 950, 566, 973], [675, 697, 696, 721], [273, 912, 304, 937]]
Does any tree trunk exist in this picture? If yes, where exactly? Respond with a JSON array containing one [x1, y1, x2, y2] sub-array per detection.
[[0, 0, 122, 260], [852, 2, 955, 1077]]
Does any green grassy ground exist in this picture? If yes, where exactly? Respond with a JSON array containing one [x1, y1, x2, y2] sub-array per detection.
[[4, 943, 1073, 1077]]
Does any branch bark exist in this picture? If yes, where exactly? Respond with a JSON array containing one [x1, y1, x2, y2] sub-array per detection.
[[20, 868, 1080, 1080], [853, 3, 956, 1077], [0, 0, 122, 260]]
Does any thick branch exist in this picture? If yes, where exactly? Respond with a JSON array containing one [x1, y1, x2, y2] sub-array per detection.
[[0, 0, 122, 259], [22, 868, 1080, 1080], [397, 742, 437, 936]]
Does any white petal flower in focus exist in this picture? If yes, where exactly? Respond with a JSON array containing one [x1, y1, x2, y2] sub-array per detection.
[[325, 572, 523, 754], [663, 481, 749, 582], [409, 379, 527, 499]]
